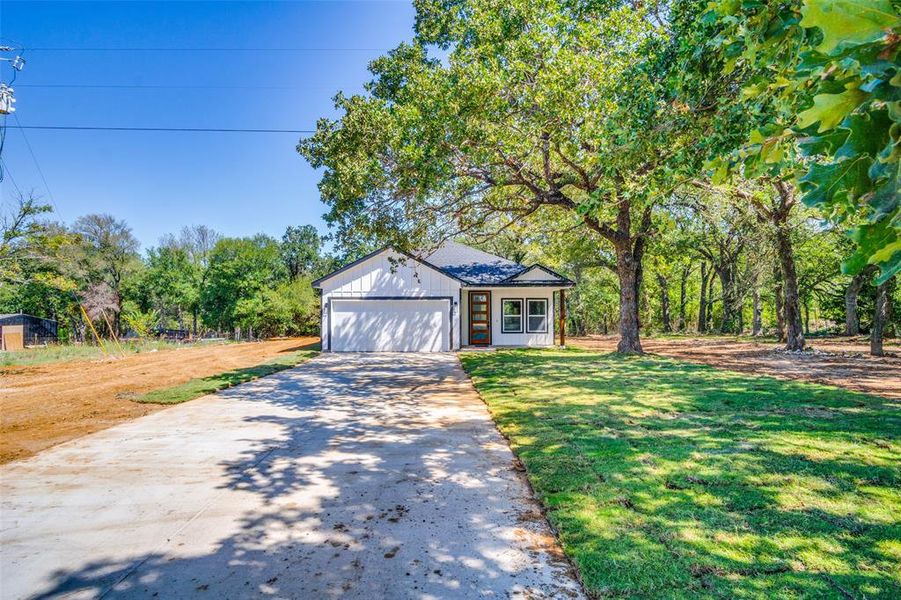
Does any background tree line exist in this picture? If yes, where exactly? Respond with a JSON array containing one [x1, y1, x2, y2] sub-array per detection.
[[0, 195, 331, 342], [469, 194, 899, 351]]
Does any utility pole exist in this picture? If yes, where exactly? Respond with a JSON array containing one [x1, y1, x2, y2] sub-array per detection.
[[0, 46, 26, 180], [0, 83, 15, 115], [0, 47, 24, 115]]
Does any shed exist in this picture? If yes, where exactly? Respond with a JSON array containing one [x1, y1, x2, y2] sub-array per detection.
[[0, 313, 59, 350]]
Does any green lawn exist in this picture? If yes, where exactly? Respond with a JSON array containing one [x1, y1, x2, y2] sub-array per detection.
[[460, 349, 900, 599], [134, 347, 319, 404]]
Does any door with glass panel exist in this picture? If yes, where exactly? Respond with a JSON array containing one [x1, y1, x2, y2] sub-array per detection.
[[468, 291, 491, 345]]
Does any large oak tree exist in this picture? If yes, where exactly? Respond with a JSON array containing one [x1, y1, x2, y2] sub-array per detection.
[[300, 0, 709, 352]]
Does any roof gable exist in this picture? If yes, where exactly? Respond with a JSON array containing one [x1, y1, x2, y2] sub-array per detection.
[[312, 247, 463, 290], [425, 241, 524, 285], [507, 265, 571, 283], [313, 241, 573, 289]]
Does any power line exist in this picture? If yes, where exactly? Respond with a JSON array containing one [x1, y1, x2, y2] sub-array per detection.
[[12, 113, 60, 216], [1, 157, 24, 197], [25, 47, 389, 52], [9, 124, 315, 133], [17, 83, 321, 90]]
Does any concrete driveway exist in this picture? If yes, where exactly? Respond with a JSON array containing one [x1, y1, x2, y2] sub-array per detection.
[[1, 353, 583, 599]]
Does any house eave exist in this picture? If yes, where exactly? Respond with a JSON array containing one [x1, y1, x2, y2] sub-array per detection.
[[499, 263, 575, 286], [461, 281, 575, 288]]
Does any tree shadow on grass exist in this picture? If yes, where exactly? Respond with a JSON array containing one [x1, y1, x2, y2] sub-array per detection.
[[12, 353, 579, 599], [461, 349, 901, 598]]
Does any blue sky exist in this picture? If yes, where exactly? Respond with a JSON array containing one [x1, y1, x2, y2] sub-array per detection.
[[0, 0, 415, 250]]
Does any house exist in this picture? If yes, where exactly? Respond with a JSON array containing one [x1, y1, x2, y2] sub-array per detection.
[[312, 241, 574, 352], [0, 313, 59, 351]]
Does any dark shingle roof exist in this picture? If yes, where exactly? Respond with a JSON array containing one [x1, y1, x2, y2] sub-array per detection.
[[425, 241, 527, 285]]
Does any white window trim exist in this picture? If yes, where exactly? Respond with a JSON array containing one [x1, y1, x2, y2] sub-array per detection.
[[526, 298, 548, 333], [501, 298, 524, 333]]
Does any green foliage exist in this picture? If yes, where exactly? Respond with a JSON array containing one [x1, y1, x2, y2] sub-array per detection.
[[2, 210, 328, 342], [196, 233, 323, 337], [706, 0, 901, 283], [797, 89, 869, 132], [461, 349, 901, 598], [234, 288, 291, 338], [1, 196, 56, 284], [800, 0, 899, 53], [200, 234, 286, 331], [299, 0, 707, 251], [0, 198, 82, 339], [138, 245, 197, 328], [281, 224, 324, 279], [120, 301, 159, 339], [231, 278, 320, 338], [70, 213, 141, 290], [278, 277, 320, 335]]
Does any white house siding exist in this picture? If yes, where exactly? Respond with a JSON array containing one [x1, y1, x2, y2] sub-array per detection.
[[461, 287, 556, 347], [320, 250, 462, 351]]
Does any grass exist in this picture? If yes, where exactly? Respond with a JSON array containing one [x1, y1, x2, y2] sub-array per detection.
[[0, 339, 192, 367], [459, 348, 901, 599], [133, 346, 319, 404]]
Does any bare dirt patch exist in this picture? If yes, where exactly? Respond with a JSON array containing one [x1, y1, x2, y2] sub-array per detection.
[[0, 337, 318, 463], [570, 335, 901, 400]]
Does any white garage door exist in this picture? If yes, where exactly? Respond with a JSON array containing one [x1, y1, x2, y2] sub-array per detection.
[[330, 299, 449, 352]]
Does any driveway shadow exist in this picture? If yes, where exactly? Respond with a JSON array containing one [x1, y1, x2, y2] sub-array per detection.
[[21, 353, 580, 599]]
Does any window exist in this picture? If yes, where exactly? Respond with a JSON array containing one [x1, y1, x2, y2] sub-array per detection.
[[527, 299, 548, 333], [501, 299, 523, 333]]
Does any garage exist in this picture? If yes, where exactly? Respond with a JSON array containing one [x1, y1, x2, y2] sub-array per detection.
[[329, 298, 450, 352]]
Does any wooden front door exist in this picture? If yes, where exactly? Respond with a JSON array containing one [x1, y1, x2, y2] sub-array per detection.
[[469, 291, 491, 345]]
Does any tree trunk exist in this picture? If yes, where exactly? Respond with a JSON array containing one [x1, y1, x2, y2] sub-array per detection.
[[871, 280, 891, 356], [752, 284, 763, 336], [656, 273, 672, 333], [678, 265, 690, 331], [774, 265, 786, 343], [632, 260, 647, 335], [568, 267, 581, 337], [844, 271, 867, 336], [717, 265, 740, 334], [705, 271, 716, 332], [768, 182, 805, 351], [615, 241, 642, 353], [775, 224, 804, 350], [698, 262, 708, 333]]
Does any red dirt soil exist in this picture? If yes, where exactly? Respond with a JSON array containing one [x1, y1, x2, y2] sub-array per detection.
[[0, 337, 318, 464], [571, 336, 901, 400]]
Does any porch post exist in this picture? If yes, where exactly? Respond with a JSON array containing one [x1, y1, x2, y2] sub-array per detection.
[[559, 289, 566, 347]]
